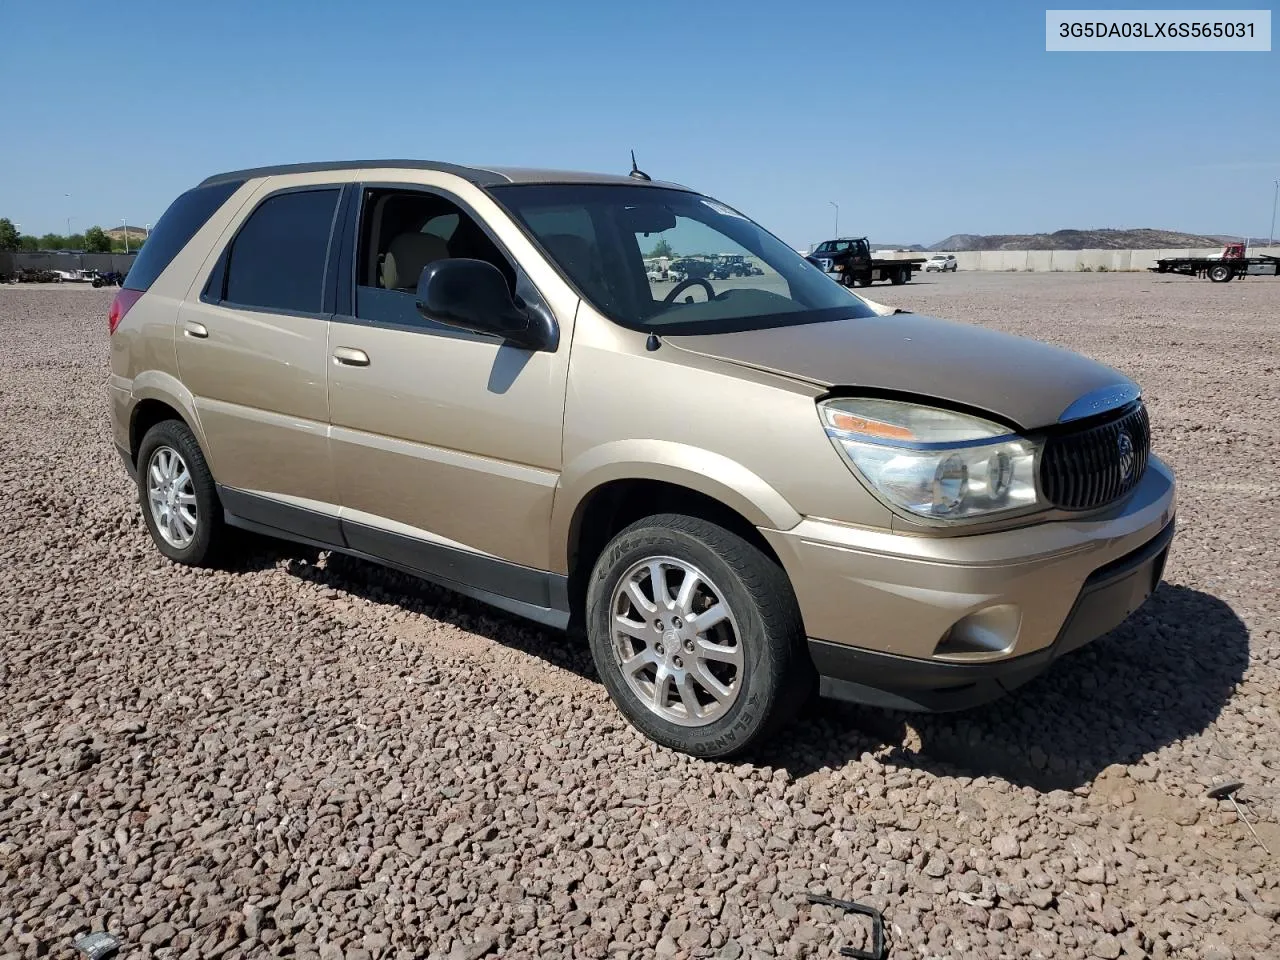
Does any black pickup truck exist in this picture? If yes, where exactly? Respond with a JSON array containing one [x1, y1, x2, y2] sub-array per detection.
[[806, 237, 926, 287]]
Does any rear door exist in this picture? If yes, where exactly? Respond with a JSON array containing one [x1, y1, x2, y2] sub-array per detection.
[[176, 180, 344, 524]]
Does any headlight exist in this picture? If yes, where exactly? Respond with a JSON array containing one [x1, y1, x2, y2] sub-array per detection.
[[818, 397, 1041, 520]]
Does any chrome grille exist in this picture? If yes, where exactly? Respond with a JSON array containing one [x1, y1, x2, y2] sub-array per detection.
[[1040, 403, 1150, 510]]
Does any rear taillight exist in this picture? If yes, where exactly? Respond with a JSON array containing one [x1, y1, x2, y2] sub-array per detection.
[[108, 289, 143, 335]]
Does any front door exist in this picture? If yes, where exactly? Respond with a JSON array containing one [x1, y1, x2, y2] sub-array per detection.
[[326, 185, 569, 573]]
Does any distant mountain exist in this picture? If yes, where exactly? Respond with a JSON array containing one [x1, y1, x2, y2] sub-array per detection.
[[870, 242, 928, 252], [105, 225, 147, 240], [928, 228, 1237, 251]]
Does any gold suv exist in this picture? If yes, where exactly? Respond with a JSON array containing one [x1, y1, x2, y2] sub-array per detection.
[[109, 160, 1176, 757]]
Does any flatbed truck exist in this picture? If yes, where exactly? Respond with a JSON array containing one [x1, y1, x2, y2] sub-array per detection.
[[806, 237, 927, 287], [1151, 243, 1280, 282]]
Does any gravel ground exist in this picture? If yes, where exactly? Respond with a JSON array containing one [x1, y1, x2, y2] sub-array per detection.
[[2, 274, 1278, 960]]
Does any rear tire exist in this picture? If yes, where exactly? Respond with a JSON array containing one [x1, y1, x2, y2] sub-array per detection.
[[891, 266, 908, 285], [586, 514, 813, 758], [136, 420, 228, 567], [1209, 264, 1233, 282], [856, 273, 872, 287]]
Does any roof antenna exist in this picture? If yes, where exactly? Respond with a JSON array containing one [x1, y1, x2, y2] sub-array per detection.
[[629, 150, 651, 182]]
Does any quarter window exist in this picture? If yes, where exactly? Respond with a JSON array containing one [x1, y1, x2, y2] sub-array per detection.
[[125, 180, 243, 292], [223, 189, 340, 314]]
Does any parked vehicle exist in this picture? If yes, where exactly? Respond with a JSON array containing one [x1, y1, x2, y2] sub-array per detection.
[[94, 270, 127, 288], [669, 257, 714, 281], [715, 255, 763, 278], [924, 254, 958, 272], [17, 267, 59, 283], [110, 160, 1175, 757], [646, 266, 668, 282], [807, 237, 926, 286], [1151, 243, 1280, 282]]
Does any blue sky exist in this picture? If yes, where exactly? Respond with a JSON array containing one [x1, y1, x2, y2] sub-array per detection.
[[1, 0, 1276, 246]]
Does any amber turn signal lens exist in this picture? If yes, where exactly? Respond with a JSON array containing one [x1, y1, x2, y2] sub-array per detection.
[[828, 412, 916, 441]]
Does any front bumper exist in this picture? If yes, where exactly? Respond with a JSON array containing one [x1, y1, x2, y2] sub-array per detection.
[[761, 456, 1176, 712], [808, 518, 1172, 710]]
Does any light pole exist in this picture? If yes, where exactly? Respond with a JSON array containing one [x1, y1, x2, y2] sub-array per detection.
[[122, 219, 129, 255], [829, 201, 840, 239], [1270, 179, 1279, 250], [144, 223, 151, 239]]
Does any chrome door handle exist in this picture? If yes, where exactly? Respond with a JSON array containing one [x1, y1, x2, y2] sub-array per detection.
[[333, 346, 370, 367], [183, 321, 209, 339]]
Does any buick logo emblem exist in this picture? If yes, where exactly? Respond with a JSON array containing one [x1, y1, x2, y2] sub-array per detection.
[[1117, 431, 1135, 482]]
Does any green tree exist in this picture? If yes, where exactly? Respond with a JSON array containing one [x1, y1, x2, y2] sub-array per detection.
[[0, 218, 18, 251], [18, 235, 38, 251], [84, 226, 112, 253], [67, 233, 86, 250], [647, 238, 674, 259], [40, 233, 63, 250]]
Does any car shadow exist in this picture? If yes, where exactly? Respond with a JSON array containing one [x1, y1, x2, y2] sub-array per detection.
[[280, 550, 601, 679], [269, 546, 1248, 792], [756, 583, 1250, 790]]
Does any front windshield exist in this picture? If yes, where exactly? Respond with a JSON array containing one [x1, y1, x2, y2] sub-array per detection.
[[489, 184, 876, 334]]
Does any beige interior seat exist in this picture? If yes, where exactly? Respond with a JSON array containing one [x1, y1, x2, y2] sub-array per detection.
[[380, 232, 450, 290]]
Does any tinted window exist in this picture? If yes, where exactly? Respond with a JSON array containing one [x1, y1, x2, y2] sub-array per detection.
[[123, 180, 242, 291], [224, 189, 339, 313]]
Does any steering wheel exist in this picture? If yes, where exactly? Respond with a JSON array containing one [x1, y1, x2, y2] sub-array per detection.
[[664, 277, 716, 303]]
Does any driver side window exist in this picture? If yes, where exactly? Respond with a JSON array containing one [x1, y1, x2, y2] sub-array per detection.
[[354, 188, 517, 330]]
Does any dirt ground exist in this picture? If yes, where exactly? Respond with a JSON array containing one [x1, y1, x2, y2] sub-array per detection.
[[1, 272, 1278, 959]]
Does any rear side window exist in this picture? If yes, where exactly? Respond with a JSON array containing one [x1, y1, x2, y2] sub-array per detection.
[[123, 180, 243, 291], [223, 189, 340, 314]]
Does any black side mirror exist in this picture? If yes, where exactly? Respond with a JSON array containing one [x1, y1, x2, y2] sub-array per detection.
[[415, 258, 553, 351]]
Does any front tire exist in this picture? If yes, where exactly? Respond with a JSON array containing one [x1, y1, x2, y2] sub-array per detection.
[[1209, 263, 1233, 282], [136, 419, 227, 567], [586, 514, 813, 758]]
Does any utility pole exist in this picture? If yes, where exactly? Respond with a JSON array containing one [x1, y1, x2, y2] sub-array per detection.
[[122, 219, 129, 255], [1270, 179, 1279, 250], [829, 201, 840, 239]]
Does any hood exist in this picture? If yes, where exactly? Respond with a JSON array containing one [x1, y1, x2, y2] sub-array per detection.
[[663, 313, 1135, 430]]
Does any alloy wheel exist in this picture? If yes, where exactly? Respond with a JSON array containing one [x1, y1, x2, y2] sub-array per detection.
[[146, 445, 198, 549], [609, 556, 745, 727]]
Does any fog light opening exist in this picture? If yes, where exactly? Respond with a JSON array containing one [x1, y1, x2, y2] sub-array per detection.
[[933, 604, 1022, 661]]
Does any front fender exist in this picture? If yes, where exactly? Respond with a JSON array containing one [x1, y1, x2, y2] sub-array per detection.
[[551, 439, 803, 571]]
